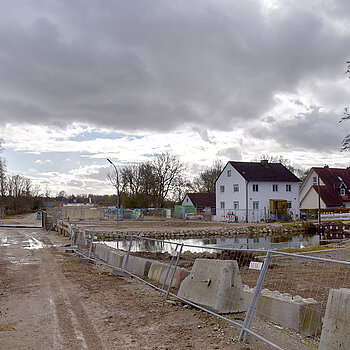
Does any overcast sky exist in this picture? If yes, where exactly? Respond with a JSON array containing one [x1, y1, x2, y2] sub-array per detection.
[[1, 0, 350, 195]]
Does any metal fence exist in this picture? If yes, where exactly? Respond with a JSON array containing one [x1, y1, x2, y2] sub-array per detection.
[[65, 223, 350, 350], [217, 208, 300, 223]]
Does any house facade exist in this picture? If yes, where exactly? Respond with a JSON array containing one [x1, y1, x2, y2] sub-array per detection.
[[182, 193, 216, 212], [300, 166, 350, 210], [215, 161, 300, 222]]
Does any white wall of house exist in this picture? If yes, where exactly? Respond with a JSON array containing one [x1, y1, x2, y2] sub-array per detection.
[[182, 195, 194, 207], [300, 187, 326, 209], [215, 163, 300, 222], [299, 169, 325, 208]]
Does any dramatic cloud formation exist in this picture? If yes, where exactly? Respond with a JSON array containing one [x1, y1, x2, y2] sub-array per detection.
[[0, 0, 349, 194]]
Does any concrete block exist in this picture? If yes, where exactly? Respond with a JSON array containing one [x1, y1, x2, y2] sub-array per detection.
[[94, 243, 111, 262], [75, 230, 88, 249], [107, 251, 124, 268], [244, 286, 321, 337], [148, 261, 190, 288], [319, 288, 350, 350], [177, 259, 246, 313], [123, 255, 152, 276]]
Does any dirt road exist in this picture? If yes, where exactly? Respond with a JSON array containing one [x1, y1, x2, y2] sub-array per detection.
[[0, 214, 255, 350]]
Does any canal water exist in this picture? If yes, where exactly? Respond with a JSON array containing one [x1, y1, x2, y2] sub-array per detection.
[[103, 233, 320, 254]]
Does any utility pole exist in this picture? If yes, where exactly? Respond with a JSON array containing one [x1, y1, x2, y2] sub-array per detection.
[[107, 158, 120, 227]]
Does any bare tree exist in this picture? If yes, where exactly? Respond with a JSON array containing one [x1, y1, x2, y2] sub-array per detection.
[[0, 139, 6, 197], [107, 162, 127, 208], [252, 154, 305, 179], [152, 152, 185, 207], [192, 159, 223, 193], [340, 60, 350, 151], [121, 164, 143, 196]]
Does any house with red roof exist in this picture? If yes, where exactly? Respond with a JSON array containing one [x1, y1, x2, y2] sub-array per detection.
[[182, 193, 216, 212], [300, 166, 350, 210]]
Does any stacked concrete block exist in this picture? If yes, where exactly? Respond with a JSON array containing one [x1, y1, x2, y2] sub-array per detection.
[[319, 288, 350, 350], [123, 255, 152, 276], [177, 259, 246, 313], [148, 261, 190, 288], [244, 286, 321, 337]]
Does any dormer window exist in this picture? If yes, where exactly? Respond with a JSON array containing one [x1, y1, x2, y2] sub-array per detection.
[[340, 188, 346, 196]]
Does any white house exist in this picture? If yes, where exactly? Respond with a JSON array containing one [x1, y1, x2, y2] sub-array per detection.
[[215, 160, 300, 222], [300, 166, 350, 210], [182, 193, 216, 212]]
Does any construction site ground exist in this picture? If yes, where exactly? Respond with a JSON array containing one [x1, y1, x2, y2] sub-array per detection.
[[1, 213, 347, 349]]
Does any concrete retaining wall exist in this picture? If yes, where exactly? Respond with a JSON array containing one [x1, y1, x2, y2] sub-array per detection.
[[319, 288, 350, 349], [244, 285, 321, 337], [122, 255, 152, 276], [147, 261, 190, 288], [107, 251, 124, 268], [93, 243, 188, 286]]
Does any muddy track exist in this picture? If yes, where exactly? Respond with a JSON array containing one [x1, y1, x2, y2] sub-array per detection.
[[0, 214, 317, 350]]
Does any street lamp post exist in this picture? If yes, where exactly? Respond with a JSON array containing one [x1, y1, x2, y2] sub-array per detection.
[[107, 158, 120, 226]]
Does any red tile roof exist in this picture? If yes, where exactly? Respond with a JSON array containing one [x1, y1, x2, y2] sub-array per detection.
[[184, 193, 216, 208], [313, 167, 350, 207]]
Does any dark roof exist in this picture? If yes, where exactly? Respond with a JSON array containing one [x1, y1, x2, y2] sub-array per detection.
[[228, 161, 300, 182], [313, 167, 350, 206], [184, 193, 216, 208]]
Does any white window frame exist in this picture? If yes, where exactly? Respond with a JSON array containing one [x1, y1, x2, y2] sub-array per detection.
[[273, 184, 278, 192], [233, 184, 239, 192], [253, 201, 259, 210], [252, 184, 259, 192], [220, 201, 225, 209], [220, 185, 225, 193], [313, 176, 317, 185], [234, 201, 239, 210], [340, 188, 346, 196], [227, 170, 231, 177], [286, 184, 291, 192]]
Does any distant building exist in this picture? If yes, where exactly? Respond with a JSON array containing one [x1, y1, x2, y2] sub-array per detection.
[[182, 193, 216, 213], [300, 166, 350, 209], [215, 160, 300, 222]]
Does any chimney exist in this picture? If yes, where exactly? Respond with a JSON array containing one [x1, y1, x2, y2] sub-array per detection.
[[324, 165, 329, 168]]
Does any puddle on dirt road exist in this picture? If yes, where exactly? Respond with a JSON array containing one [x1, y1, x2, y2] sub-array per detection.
[[104, 234, 320, 254], [10, 258, 40, 265], [23, 236, 45, 250], [0, 237, 10, 247]]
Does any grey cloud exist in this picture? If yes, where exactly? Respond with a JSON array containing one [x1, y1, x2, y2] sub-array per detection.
[[262, 116, 276, 124], [0, 0, 349, 140], [247, 108, 344, 152], [217, 147, 241, 160]]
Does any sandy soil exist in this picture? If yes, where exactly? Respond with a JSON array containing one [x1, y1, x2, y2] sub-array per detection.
[[0, 213, 328, 349], [0, 214, 254, 350]]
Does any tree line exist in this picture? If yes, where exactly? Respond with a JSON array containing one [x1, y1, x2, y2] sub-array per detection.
[[0, 141, 43, 215], [106, 152, 223, 208]]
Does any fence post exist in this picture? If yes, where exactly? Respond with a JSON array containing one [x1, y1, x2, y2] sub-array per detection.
[[47, 211, 61, 233], [239, 250, 272, 343], [160, 243, 179, 295], [165, 243, 184, 300], [70, 225, 74, 249], [123, 235, 134, 272], [88, 231, 94, 258]]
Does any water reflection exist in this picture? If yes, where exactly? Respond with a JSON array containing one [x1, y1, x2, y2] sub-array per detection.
[[104, 234, 320, 254]]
